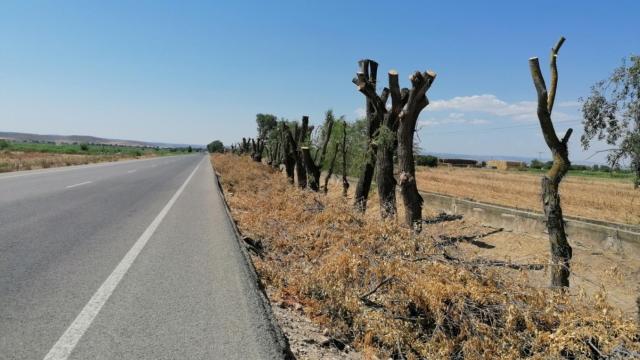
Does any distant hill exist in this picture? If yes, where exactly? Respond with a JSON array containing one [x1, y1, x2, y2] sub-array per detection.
[[0, 131, 202, 149]]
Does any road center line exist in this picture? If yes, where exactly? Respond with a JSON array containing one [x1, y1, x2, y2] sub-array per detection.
[[65, 181, 92, 189], [43, 159, 202, 360]]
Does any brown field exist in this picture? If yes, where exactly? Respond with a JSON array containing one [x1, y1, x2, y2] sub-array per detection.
[[213, 154, 639, 359], [0, 151, 154, 173], [416, 166, 640, 225]]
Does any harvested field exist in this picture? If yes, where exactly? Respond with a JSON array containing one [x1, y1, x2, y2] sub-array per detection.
[[213, 153, 639, 359], [416, 166, 640, 225], [0, 151, 155, 173]]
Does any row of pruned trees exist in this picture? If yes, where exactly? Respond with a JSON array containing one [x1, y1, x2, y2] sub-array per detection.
[[230, 60, 437, 232], [228, 39, 634, 294]]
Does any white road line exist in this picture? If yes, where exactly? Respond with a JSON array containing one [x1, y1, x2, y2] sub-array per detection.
[[65, 181, 92, 189], [42, 159, 202, 360], [126, 169, 137, 173]]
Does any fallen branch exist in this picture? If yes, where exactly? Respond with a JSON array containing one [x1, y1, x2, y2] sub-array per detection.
[[407, 253, 544, 271], [438, 228, 503, 248], [423, 212, 463, 224], [359, 276, 394, 300]]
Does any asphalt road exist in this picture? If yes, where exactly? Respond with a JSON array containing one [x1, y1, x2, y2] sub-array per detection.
[[0, 154, 287, 359]]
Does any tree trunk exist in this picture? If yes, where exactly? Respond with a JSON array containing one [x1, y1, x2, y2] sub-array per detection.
[[353, 59, 381, 212], [354, 152, 376, 211], [299, 112, 334, 193], [286, 128, 302, 186], [397, 71, 436, 231], [251, 138, 263, 162], [375, 70, 406, 218], [341, 120, 350, 197], [542, 175, 571, 287], [398, 127, 423, 231], [376, 140, 397, 217], [633, 155, 639, 189], [283, 130, 296, 184], [323, 142, 339, 194], [301, 146, 320, 191], [295, 117, 309, 189], [529, 37, 573, 288], [302, 147, 321, 191]]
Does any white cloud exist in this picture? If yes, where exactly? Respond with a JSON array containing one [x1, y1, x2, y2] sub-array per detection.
[[427, 94, 577, 123], [418, 113, 490, 127], [428, 94, 536, 119]]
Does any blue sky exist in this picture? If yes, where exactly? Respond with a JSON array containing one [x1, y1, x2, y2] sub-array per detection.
[[0, 1, 638, 162]]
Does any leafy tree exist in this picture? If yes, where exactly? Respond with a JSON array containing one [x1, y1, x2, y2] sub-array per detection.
[[321, 117, 368, 177], [0, 139, 10, 150], [207, 140, 224, 153], [80, 143, 89, 151], [187, 146, 193, 153], [256, 113, 278, 140], [530, 159, 544, 169], [416, 155, 438, 167], [581, 55, 640, 188]]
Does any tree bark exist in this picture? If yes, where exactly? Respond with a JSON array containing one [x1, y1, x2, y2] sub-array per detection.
[[375, 70, 409, 218], [633, 156, 640, 189], [251, 138, 264, 162], [282, 126, 296, 184], [301, 113, 334, 192], [287, 127, 304, 187], [353, 59, 383, 212], [293, 117, 309, 189], [397, 71, 436, 232], [341, 120, 350, 197], [302, 147, 320, 191], [529, 36, 573, 288], [323, 142, 339, 194]]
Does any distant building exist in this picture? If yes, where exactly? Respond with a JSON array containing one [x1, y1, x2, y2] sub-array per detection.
[[438, 158, 479, 167], [486, 160, 526, 170]]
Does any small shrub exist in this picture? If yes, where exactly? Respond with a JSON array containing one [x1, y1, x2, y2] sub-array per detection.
[[416, 154, 438, 167]]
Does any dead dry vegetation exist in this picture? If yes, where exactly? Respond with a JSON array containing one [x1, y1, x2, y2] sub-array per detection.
[[0, 151, 153, 173], [213, 153, 639, 360], [416, 167, 640, 225]]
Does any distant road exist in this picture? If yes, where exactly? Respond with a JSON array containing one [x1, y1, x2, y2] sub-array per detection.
[[0, 154, 287, 359]]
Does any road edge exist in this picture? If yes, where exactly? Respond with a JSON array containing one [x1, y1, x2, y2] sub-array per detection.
[[209, 158, 295, 360]]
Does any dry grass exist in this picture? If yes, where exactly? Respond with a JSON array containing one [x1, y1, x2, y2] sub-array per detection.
[[0, 151, 155, 173], [213, 153, 639, 360], [416, 167, 640, 225]]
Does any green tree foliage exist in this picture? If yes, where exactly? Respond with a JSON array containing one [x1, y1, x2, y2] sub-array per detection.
[[416, 155, 438, 167], [581, 55, 640, 187], [319, 117, 368, 177], [530, 159, 544, 169], [187, 146, 193, 153], [256, 113, 278, 140], [207, 140, 224, 153], [0, 139, 10, 150]]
